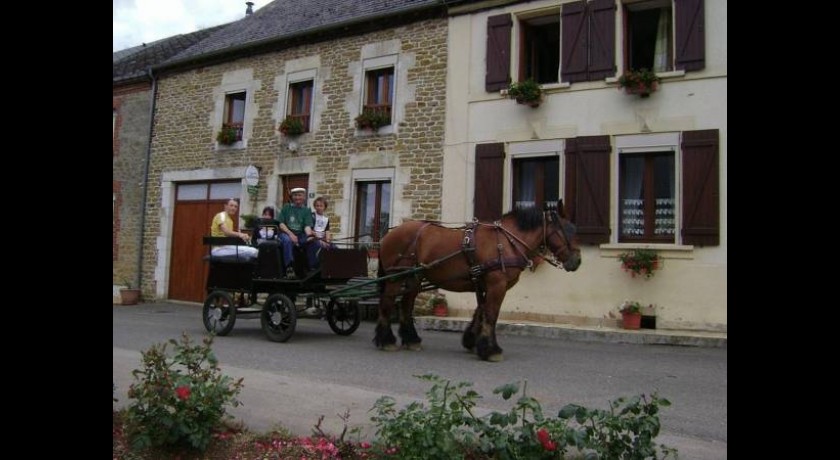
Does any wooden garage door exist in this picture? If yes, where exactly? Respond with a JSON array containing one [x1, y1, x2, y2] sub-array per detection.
[[169, 182, 241, 302]]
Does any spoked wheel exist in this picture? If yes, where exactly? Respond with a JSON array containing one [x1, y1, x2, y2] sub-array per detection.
[[261, 293, 297, 342], [326, 299, 361, 336], [203, 290, 236, 336]]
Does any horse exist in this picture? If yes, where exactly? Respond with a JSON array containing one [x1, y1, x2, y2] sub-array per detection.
[[374, 203, 581, 362]]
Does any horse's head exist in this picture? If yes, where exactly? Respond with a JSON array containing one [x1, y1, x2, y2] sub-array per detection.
[[543, 201, 581, 272]]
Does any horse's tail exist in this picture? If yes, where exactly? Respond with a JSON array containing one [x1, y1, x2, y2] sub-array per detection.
[[377, 258, 385, 295]]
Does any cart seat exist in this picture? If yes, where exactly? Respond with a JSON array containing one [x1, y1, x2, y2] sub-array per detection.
[[203, 236, 258, 264]]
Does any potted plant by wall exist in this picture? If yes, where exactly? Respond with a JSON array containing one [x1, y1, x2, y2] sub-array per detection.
[[617, 68, 661, 98], [120, 278, 141, 306], [355, 108, 391, 131], [216, 124, 238, 145], [618, 248, 661, 279], [507, 79, 543, 107], [240, 214, 259, 232], [279, 116, 305, 136], [427, 293, 448, 317], [618, 300, 642, 330]]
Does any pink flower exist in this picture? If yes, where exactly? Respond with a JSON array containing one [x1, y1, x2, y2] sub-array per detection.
[[360, 442, 371, 449], [175, 385, 191, 400]]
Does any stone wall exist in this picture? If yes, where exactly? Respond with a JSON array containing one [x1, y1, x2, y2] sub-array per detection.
[[143, 18, 448, 300], [113, 84, 151, 295]]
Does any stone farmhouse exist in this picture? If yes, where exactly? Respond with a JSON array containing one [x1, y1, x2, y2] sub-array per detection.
[[113, 0, 725, 333]]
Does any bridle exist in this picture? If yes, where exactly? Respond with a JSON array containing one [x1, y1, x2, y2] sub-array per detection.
[[479, 210, 574, 270], [539, 210, 574, 269]]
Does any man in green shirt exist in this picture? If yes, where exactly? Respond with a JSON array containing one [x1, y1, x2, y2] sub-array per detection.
[[278, 187, 315, 277]]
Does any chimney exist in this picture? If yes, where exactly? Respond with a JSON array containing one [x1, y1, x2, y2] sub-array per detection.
[[246, 2, 254, 16]]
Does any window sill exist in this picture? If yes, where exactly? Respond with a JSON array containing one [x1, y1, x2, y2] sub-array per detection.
[[606, 70, 685, 86], [599, 243, 694, 260], [216, 140, 246, 150], [499, 82, 570, 98], [355, 125, 394, 136]]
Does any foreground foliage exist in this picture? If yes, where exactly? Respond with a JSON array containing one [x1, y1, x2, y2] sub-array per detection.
[[370, 374, 677, 459], [117, 335, 676, 459], [125, 333, 244, 451]]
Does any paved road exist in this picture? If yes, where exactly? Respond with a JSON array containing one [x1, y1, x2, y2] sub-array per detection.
[[113, 303, 726, 459]]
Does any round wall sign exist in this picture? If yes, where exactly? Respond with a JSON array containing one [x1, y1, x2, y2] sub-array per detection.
[[244, 165, 259, 186]]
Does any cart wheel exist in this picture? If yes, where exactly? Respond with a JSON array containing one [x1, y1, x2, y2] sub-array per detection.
[[261, 293, 297, 342], [326, 299, 361, 336], [203, 290, 236, 336]]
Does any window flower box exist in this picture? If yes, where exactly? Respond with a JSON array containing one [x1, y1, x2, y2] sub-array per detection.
[[279, 116, 305, 136], [618, 248, 661, 279], [355, 108, 391, 131], [216, 124, 239, 145], [617, 68, 661, 98], [507, 79, 543, 107]]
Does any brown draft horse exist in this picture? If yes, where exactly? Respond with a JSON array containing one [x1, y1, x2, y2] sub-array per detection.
[[374, 203, 581, 362]]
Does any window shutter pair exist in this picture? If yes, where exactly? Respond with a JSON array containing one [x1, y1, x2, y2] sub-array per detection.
[[565, 136, 612, 243], [485, 14, 512, 92], [472, 129, 719, 246], [675, 0, 706, 71], [486, 0, 705, 89], [560, 0, 616, 83]]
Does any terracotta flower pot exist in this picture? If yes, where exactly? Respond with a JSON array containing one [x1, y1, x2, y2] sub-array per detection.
[[621, 311, 641, 330], [120, 288, 141, 306]]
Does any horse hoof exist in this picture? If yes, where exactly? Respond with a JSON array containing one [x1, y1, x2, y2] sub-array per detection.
[[381, 344, 400, 352], [486, 353, 504, 362], [403, 343, 422, 351]]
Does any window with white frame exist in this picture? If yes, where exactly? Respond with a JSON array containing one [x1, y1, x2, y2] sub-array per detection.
[[513, 156, 559, 210], [223, 91, 246, 142], [354, 180, 391, 247], [624, 0, 672, 72], [286, 79, 314, 133], [519, 14, 560, 84], [618, 151, 675, 242], [361, 67, 394, 127], [509, 140, 564, 212], [616, 132, 678, 244], [623, 0, 706, 73]]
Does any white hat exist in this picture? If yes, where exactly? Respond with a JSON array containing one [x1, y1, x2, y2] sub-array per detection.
[[290, 187, 306, 194]]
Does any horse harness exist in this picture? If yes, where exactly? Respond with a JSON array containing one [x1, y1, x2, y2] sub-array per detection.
[[387, 214, 564, 306]]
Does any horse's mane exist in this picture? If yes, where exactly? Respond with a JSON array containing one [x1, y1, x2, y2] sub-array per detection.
[[501, 207, 545, 231]]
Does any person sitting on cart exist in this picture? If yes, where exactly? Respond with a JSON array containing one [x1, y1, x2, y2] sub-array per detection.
[[210, 198, 258, 259], [278, 187, 315, 278], [307, 196, 336, 269], [253, 205, 280, 244]]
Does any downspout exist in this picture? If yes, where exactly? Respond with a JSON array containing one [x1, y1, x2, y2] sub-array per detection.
[[136, 66, 157, 292]]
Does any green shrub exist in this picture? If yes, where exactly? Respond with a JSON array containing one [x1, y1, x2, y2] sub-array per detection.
[[355, 108, 391, 130], [216, 124, 239, 145], [125, 333, 244, 451], [369, 374, 677, 459], [508, 79, 543, 105]]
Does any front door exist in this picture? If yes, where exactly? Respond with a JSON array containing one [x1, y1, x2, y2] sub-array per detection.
[[169, 182, 241, 302]]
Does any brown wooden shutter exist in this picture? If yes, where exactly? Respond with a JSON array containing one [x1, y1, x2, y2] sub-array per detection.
[[282, 174, 309, 205], [675, 0, 705, 71], [485, 14, 512, 92], [561, 1, 587, 83], [474, 143, 505, 221], [565, 135, 611, 244], [681, 129, 719, 246], [587, 0, 616, 80]]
